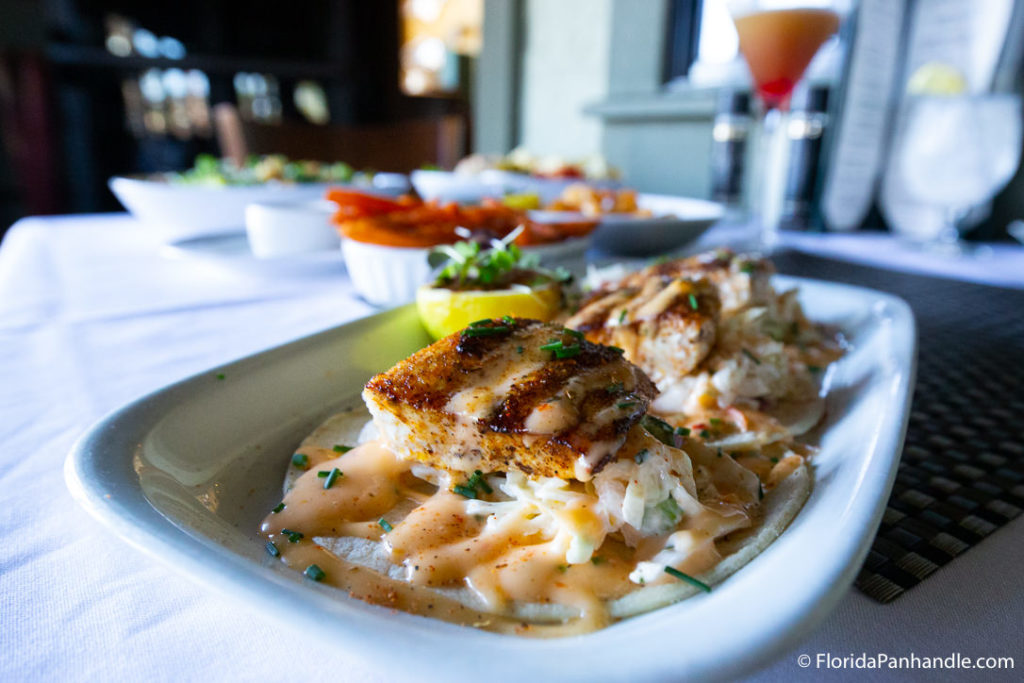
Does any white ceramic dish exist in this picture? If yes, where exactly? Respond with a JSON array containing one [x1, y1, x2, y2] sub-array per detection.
[[245, 199, 339, 258], [161, 232, 345, 274], [111, 176, 406, 240], [341, 237, 592, 308], [589, 194, 726, 256], [410, 169, 508, 203], [65, 276, 915, 682]]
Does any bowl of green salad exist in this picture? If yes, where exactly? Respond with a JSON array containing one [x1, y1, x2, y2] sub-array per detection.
[[110, 154, 409, 240]]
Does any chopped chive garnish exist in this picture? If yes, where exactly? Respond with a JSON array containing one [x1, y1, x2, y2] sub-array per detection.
[[291, 453, 309, 468], [501, 315, 514, 324], [688, 293, 699, 310], [265, 541, 279, 557], [709, 418, 722, 426], [634, 448, 649, 464], [699, 429, 710, 439], [664, 566, 711, 592], [281, 529, 304, 543], [317, 471, 329, 477], [467, 470, 493, 494], [540, 340, 563, 351], [378, 518, 394, 532], [742, 348, 761, 365], [463, 325, 510, 337], [554, 344, 580, 359], [675, 426, 690, 437], [216, 373, 225, 380], [516, 345, 524, 354], [323, 468, 342, 489], [469, 318, 492, 327], [641, 414, 677, 447], [333, 444, 352, 454], [609, 346, 625, 354], [606, 381, 624, 394], [304, 564, 326, 581], [617, 401, 637, 409], [657, 497, 683, 523], [618, 309, 627, 324], [271, 502, 285, 513], [453, 484, 477, 499], [565, 328, 584, 339]]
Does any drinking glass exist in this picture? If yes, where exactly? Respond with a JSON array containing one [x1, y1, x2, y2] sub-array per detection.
[[726, 1, 842, 248], [895, 93, 1023, 253]]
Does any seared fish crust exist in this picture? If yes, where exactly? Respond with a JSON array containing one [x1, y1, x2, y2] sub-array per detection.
[[363, 318, 657, 480]]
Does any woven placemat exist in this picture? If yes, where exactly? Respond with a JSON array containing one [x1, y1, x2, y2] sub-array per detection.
[[772, 250, 1024, 603]]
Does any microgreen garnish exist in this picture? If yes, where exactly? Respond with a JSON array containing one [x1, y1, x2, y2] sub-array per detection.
[[378, 518, 394, 532], [323, 468, 342, 489], [428, 228, 562, 289], [664, 566, 711, 592], [657, 497, 683, 524], [742, 348, 761, 365], [265, 541, 279, 557], [453, 484, 478, 499], [271, 502, 285, 514], [333, 444, 353, 454], [634, 448, 649, 464], [688, 293, 699, 310], [282, 529, 303, 543], [291, 453, 309, 468], [304, 564, 326, 581]]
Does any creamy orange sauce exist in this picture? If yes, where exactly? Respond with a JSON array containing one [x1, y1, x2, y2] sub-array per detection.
[[260, 431, 762, 636]]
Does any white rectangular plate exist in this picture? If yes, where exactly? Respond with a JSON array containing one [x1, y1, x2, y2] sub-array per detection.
[[66, 276, 916, 682]]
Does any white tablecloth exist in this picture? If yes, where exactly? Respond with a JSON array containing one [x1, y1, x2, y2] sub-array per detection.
[[1, 214, 1021, 682]]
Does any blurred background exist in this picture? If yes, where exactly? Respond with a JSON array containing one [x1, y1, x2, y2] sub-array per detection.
[[1, 0, 1023, 244]]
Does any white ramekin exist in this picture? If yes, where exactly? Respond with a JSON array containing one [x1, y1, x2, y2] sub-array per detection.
[[341, 240, 433, 307], [245, 200, 339, 258]]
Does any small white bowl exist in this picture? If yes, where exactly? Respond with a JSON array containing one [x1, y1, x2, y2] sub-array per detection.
[[410, 169, 509, 203], [245, 200, 339, 259], [341, 236, 592, 308], [341, 241, 434, 308]]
